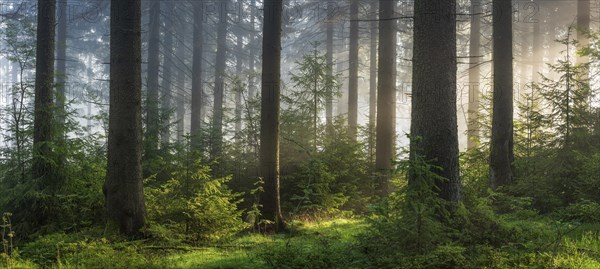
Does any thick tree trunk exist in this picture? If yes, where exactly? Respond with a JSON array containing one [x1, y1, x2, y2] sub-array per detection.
[[145, 0, 160, 158], [161, 5, 174, 147], [33, 0, 56, 185], [368, 0, 378, 162], [374, 0, 396, 197], [348, 0, 359, 140], [325, 2, 334, 128], [212, 1, 228, 160], [411, 0, 461, 202], [467, 0, 481, 151], [259, 0, 285, 231], [105, 0, 146, 236], [191, 2, 204, 150], [490, 0, 514, 189]]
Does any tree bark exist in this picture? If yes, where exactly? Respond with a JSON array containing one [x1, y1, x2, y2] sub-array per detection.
[[191, 2, 204, 150], [348, 0, 359, 140], [489, 0, 514, 189], [411, 0, 461, 202], [145, 0, 161, 158], [161, 4, 174, 147], [259, 0, 285, 231], [325, 2, 334, 128], [56, 0, 67, 129], [467, 0, 481, 150], [33, 0, 56, 186], [375, 0, 396, 197], [235, 0, 244, 138], [368, 0, 378, 162], [248, 0, 257, 99], [176, 15, 187, 143], [104, 0, 146, 236], [212, 0, 228, 161]]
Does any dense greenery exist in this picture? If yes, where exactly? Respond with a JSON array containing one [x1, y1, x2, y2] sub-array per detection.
[[2, 24, 600, 268]]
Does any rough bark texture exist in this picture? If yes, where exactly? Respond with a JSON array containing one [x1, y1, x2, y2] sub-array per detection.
[[260, 0, 285, 231], [105, 0, 146, 236], [490, 0, 514, 189], [375, 0, 396, 197], [161, 5, 174, 146], [411, 0, 461, 202], [348, 0, 359, 140], [212, 0, 228, 161], [467, 0, 481, 150], [191, 2, 204, 150], [368, 0, 378, 162], [33, 0, 56, 184], [145, 0, 160, 158], [325, 2, 334, 128]]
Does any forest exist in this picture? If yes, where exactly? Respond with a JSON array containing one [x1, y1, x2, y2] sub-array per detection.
[[2, 0, 600, 268]]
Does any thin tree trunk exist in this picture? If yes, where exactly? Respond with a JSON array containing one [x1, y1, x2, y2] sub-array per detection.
[[212, 0, 228, 161], [56, 0, 67, 129], [368, 0, 378, 162], [176, 17, 187, 143], [145, 0, 161, 158], [248, 0, 257, 99], [259, 0, 285, 231], [490, 0, 514, 189], [467, 0, 481, 150], [411, 0, 461, 202], [191, 2, 204, 150], [235, 1, 244, 137], [105, 0, 146, 236], [33, 0, 56, 186], [348, 0, 359, 140], [161, 5, 174, 147], [375, 0, 396, 197], [325, 2, 334, 128]]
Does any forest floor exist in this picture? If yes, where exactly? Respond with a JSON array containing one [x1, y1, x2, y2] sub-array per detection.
[[4, 216, 600, 268]]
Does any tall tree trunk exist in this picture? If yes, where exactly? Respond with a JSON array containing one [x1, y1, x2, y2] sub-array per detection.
[[531, 18, 541, 84], [490, 0, 514, 189], [235, 1, 244, 137], [368, 0, 378, 162], [260, 0, 285, 231], [248, 0, 257, 99], [191, 2, 204, 150], [375, 0, 396, 197], [467, 0, 481, 150], [33, 0, 56, 186], [325, 2, 334, 128], [411, 0, 461, 202], [212, 0, 228, 161], [145, 0, 161, 158], [161, 5, 174, 147], [56, 0, 67, 130], [105, 0, 146, 236], [577, 0, 590, 66], [348, 0, 359, 140], [176, 16, 187, 143]]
